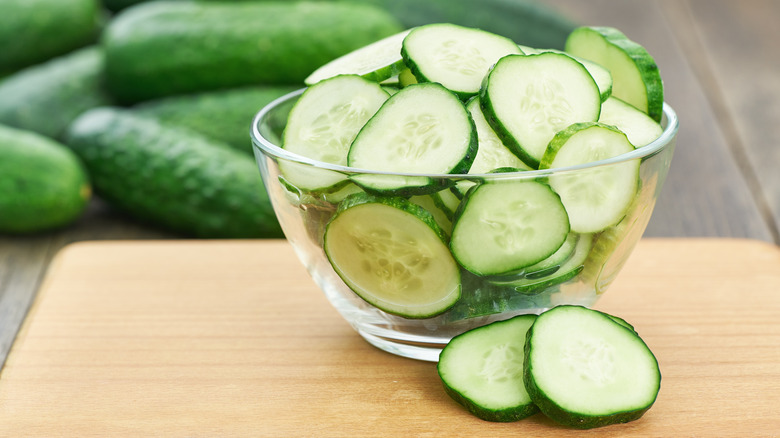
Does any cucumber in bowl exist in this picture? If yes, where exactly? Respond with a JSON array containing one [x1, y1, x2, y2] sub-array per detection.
[[323, 192, 461, 319]]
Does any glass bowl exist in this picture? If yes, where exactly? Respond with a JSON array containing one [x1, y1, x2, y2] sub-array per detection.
[[251, 88, 678, 361]]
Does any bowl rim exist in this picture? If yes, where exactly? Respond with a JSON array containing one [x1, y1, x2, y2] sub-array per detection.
[[250, 87, 678, 179]]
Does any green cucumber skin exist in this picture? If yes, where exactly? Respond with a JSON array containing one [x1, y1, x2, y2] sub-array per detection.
[[0, 0, 101, 74], [566, 26, 664, 123], [0, 125, 91, 234], [523, 305, 660, 429], [132, 85, 298, 154], [0, 47, 113, 140], [64, 107, 283, 238], [438, 314, 540, 422], [102, 1, 403, 103]]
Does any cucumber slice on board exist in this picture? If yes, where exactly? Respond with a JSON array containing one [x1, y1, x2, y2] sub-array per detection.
[[480, 53, 601, 169], [402, 23, 523, 99], [450, 180, 570, 277], [565, 26, 664, 122], [524, 305, 661, 429], [323, 193, 461, 318], [599, 96, 663, 147], [539, 123, 639, 234], [518, 45, 613, 102], [304, 29, 411, 85], [348, 82, 477, 195], [438, 314, 539, 422], [282, 75, 389, 191]]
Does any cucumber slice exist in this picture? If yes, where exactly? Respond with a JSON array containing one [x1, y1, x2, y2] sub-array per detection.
[[409, 194, 453, 237], [323, 193, 461, 318], [540, 123, 639, 233], [599, 96, 663, 147], [304, 29, 411, 85], [518, 45, 613, 102], [565, 26, 664, 122], [488, 233, 593, 294], [282, 75, 389, 191], [438, 314, 539, 422], [465, 97, 532, 174], [524, 305, 660, 429], [348, 82, 477, 195], [402, 23, 523, 99], [450, 180, 570, 277], [480, 53, 601, 169]]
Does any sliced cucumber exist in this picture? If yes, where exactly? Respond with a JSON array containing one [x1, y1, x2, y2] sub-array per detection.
[[305, 29, 411, 85], [438, 314, 539, 422], [282, 75, 389, 191], [323, 193, 461, 318], [599, 96, 663, 147], [518, 45, 613, 102], [409, 194, 453, 237], [524, 305, 661, 429], [465, 97, 532, 174], [480, 53, 601, 169], [450, 180, 570, 276], [488, 233, 593, 294], [348, 82, 477, 194], [539, 123, 639, 233], [565, 26, 664, 122], [402, 23, 523, 99]]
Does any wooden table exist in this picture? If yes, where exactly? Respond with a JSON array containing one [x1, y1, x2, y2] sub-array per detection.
[[1, 239, 779, 436], [1, 0, 779, 379]]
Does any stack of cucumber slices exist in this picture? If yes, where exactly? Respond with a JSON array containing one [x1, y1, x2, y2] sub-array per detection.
[[280, 23, 664, 320], [438, 305, 661, 429]]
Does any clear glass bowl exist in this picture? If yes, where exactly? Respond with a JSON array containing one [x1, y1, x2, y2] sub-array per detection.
[[251, 89, 678, 361]]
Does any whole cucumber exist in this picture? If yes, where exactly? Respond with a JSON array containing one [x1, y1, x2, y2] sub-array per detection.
[[131, 85, 298, 154], [65, 108, 284, 238], [102, 1, 403, 103], [0, 0, 102, 74], [0, 47, 114, 140], [0, 125, 91, 234]]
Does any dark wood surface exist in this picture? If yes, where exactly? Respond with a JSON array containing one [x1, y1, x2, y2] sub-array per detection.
[[1, 0, 779, 368]]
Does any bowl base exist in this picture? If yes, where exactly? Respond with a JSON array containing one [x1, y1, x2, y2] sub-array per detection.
[[357, 329, 447, 362]]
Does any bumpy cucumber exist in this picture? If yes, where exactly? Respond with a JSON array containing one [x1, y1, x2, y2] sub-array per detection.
[[0, 46, 113, 140], [438, 314, 539, 422], [323, 193, 461, 318], [65, 107, 283, 238], [102, 1, 403, 103]]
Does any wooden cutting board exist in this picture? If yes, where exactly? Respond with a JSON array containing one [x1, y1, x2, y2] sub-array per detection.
[[1, 238, 779, 437]]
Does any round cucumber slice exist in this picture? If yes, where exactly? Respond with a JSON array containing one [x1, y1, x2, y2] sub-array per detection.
[[539, 123, 639, 234], [402, 23, 523, 99], [282, 75, 389, 191], [438, 314, 539, 422], [347, 83, 477, 195], [304, 29, 411, 85], [323, 193, 461, 318], [465, 97, 532, 174], [480, 53, 601, 169], [565, 26, 664, 122], [524, 305, 660, 429], [450, 180, 570, 277]]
